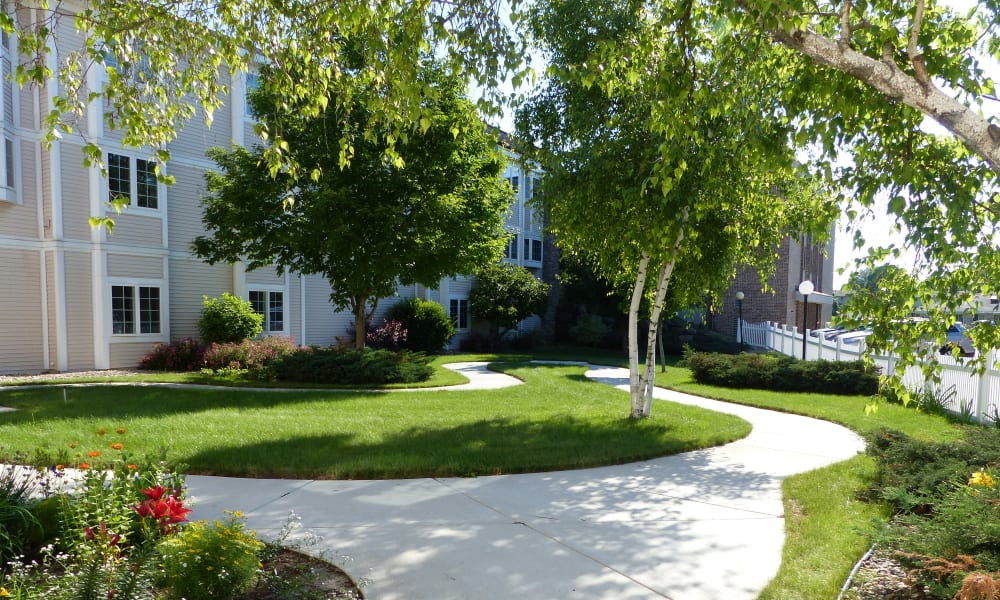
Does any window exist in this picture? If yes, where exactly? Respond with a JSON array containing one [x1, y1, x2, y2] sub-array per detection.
[[111, 285, 160, 335], [249, 290, 284, 333], [449, 298, 469, 330], [504, 234, 518, 259], [4, 138, 12, 190], [507, 176, 519, 195], [524, 238, 543, 263], [108, 153, 159, 209], [245, 72, 260, 117]]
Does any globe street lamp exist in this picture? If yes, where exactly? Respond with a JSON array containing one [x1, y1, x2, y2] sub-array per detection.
[[798, 280, 814, 360], [736, 291, 745, 353]]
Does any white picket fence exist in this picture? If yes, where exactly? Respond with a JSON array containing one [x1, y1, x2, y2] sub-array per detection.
[[736, 320, 1000, 423]]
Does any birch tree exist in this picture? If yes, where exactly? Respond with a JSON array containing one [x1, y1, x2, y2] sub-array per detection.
[[516, 0, 835, 418]]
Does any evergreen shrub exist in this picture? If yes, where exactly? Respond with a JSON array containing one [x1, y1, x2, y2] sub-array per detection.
[[682, 348, 879, 395], [386, 297, 455, 353], [271, 347, 433, 384]]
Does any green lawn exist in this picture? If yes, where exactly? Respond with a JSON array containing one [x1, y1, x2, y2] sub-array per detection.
[[0, 362, 749, 479]]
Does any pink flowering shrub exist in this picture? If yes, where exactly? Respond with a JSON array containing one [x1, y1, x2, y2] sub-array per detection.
[[365, 319, 408, 351], [139, 338, 207, 371], [202, 336, 297, 379]]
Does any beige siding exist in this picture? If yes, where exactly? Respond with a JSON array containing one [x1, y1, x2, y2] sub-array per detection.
[[45, 251, 57, 367], [166, 164, 209, 249], [169, 257, 232, 340], [54, 15, 91, 138], [288, 274, 302, 343], [246, 267, 282, 286], [60, 153, 91, 241], [107, 254, 163, 279], [0, 193, 34, 238], [110, 342, 156, 369], [64, 251, 94, 370], [302, 275, 350, 346], [0, 248, 44, 372], [109, 213, 164, 248], [168, 85, 232, 158]]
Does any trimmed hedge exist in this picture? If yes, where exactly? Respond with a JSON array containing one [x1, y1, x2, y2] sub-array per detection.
[[682, 349, 880, 395], [270, 347, 433, 384], [198, 293, 263, 345], [386, 297, 455, 353]]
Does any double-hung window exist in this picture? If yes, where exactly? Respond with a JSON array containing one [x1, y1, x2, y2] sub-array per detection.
[[249, 290, 284, 333], [504, 234, 519, 260], [108, 153, 159, 209], [111, 285, 161, 335], [449, 298, 469, 330], [245, 72, 260, 118]]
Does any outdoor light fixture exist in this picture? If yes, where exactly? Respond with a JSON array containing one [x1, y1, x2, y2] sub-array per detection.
[[798, 280, 814, 360], [736, 291, 745, 353]]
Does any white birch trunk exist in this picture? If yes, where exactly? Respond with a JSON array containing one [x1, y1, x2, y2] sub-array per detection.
[[639, 258, 678, 417], [628, 252, 651, 419]]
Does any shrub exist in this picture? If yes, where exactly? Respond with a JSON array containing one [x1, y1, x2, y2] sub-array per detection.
[[0, 467, 39, 569], [139, 338, 206, 371], [198, 293, 263, 345], [271, 347, 433, 384], [571, 313, 610, 347], [386, 297, 455, 353], [365, 319, 408, 351], [202, 336, 297, 379], [682, 348, 880, 395], [157, 512, 264, 600]]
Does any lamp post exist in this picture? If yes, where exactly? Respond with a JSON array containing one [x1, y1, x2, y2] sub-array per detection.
[[798, 280, 814, 360], [736, 291, 745, 352]]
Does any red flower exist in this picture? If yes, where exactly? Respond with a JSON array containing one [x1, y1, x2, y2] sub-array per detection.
[[134, 489, 191, 531], [141, 485, 167, 501]]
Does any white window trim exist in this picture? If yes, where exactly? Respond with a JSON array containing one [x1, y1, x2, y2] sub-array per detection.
[[244, 72, 260, 119], [106, 151, 164, 215], [449, 296, 470, 331], [248, 286, 287, 336], [108, 278, 167, 342]]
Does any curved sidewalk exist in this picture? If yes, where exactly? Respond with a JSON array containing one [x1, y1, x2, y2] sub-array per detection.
[[186, 364, 863, 600]]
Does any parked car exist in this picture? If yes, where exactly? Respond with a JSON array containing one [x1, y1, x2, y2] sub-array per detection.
[[838, 330, 874, 346], [822, 327, 850, 340], [940, 322, 975, 356], [810, 327, 840, 338]]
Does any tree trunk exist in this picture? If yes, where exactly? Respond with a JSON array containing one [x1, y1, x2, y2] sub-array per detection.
[[639, 257, 680, 417], [628, 252, 651, 419], [352, 297, 366, 350]]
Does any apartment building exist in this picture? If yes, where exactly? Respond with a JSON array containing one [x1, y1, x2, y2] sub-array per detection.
[[0, 17, 545, 373]]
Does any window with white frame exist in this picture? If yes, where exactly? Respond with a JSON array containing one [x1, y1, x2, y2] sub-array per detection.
[[504, 234, 519, 259], [108, 152, 159, 209], [449, 298, 469, 330], [523, 238, 543, 263], [506, 176, 519, 195], [245, 72, 260, 118], [249, 290, 284, 333], [111, 285, 161, 335]]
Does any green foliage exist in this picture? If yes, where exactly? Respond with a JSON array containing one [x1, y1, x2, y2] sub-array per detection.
[[682, 350, 880, 395], [194, 61, 510, 349], [270, 347, 433, 385], [13, 0, 525, 182], [386, 297, 455, 353], [198, 293, 264, 346], [201, 337, 297, 379], [570, 313, 611, 347], [0, 467, 39, 570], [468, 263, 551, 340], [157, 513, 264, 600], [139, 338, 207, 371]]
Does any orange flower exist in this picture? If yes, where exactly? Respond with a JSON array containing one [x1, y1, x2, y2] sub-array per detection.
[[97, 428, 107, 436], [87, 450, 101, 458], [79, 462, 90, 469], [127, 464, 138, 470], [55, 464, 65, 470], [116, 427, 127, 435], [110, 442, 124, 451]]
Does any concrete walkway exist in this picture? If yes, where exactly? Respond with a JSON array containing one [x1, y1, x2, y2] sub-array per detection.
[[186, 363, 864, 600]]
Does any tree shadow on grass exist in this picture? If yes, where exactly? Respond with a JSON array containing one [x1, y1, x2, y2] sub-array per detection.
[[182, 412, 742, 479]]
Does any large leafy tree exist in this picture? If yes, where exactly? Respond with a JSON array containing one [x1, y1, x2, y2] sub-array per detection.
[[468, 262, 551, 342], [5, 0, 524, 176], [517, 0, 835, 418], [193, 63, 511, 349]]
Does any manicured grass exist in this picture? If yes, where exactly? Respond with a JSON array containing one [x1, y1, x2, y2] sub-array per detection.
[[655, 357, 965, 599], [0, 363, 750, 479]]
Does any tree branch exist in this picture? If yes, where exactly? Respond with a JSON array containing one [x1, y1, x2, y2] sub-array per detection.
[[839, 0, 851, 46], [908, 0, 931, 86]]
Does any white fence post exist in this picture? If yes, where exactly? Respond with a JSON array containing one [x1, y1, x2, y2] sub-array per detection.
[[977, 349, 995, 422]]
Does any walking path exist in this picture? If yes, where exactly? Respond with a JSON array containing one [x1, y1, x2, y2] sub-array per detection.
[[186, 363, 864, 600]]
